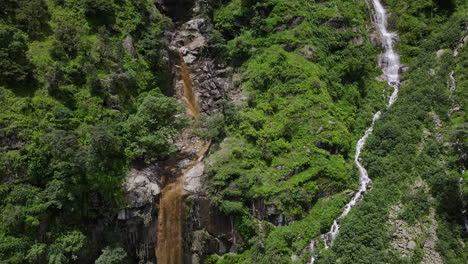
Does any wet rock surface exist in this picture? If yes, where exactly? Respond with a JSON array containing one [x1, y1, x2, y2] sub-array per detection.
[[119, 1, 234, 262], [184, 196, 243, 263], [169, 17, 229, 115]]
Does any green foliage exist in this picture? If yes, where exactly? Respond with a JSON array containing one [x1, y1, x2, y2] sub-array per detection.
[[205, 0, 391, 262], [0, 0, 182, 262], [399, 187, 431, 224], [95, 245, 127, 264], [47, 231, 86, 264], [0, 23, 33, 86], [123, 92, 188, 163], [319, 4, 468, 263]]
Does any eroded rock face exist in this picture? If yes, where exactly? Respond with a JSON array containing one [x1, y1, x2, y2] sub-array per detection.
[[125, 165, 162, 208], [169, 17, 230, 115], [119, 2, 234, 263], [250, 199, 289, 226], [117, 165, 162, 263], [184, 196, 243, 263]]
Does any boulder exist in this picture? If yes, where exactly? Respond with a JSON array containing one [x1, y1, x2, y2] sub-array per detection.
[[122, 36, 137, 57], [184, 54, 197, 64], [184, 162, 205, 194], [125, 165, 161, 208], [436, 49, 446, 57]]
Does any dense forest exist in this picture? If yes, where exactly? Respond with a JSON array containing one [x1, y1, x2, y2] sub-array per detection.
[[0, 0, 466, 264]]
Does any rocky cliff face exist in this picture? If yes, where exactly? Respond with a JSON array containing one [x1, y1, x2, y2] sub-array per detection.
[[117, 1, 236, 263], [168, 17, 229, 115]]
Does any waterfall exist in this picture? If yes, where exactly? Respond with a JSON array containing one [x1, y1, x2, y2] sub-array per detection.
[[308, 0, 401, 262], [156, 172, 185, 264], [447, 34, 467, 233], [178, 51, 200, 120], [155, 49, 205, 264]]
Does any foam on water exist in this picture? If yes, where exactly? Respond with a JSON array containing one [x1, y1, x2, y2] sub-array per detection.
[[307, 0, 401, 262]]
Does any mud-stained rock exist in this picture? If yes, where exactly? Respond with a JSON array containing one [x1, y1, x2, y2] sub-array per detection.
[[168, 17, 229, 115], [184, 196, 243, 262], [184, 162, 205, 194], [125, 165, 161, 208]]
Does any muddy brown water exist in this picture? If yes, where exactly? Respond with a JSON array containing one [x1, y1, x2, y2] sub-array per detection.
[[155, 50, 208, 264]]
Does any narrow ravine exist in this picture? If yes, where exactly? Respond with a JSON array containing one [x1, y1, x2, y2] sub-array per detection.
[[155, 51, 210, 263], [308, 0, 401, 262]]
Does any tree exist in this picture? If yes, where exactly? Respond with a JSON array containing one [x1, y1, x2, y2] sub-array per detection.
[[0, 24, 33, 86], [95, 246, 127, 264], [14, 0, 50, 39], [123, 93, 188, 162], [47, 231, 86, 264]]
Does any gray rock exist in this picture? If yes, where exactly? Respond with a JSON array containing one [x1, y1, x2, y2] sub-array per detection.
[[184, 54, 197, 64], [178, 158, 191, 169], [297, 45, 317, 61], [183, 162, 205, 194], [352, 35, 364, 45], [185, 18, 205, 31], [436, 49, 446, 57], [125, 166, 161, 208], [122, 36, 137, 57], [399, 64, 409, 74]]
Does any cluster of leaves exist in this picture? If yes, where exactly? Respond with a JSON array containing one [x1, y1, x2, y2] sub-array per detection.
[[0, 0, 187, 263]]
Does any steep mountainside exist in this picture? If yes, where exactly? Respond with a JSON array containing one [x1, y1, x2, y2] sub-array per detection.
[[0, 0, 466, 264]]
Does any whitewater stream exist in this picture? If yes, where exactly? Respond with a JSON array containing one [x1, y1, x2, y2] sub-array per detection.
[[308, 0, 401, 262], [448, 34, 467, 233]]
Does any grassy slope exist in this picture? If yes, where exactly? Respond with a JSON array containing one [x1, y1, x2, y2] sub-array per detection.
[[315, 1, 468, 263], [201, 0, 392, 263]]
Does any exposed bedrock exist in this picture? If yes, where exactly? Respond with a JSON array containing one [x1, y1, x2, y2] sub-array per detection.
[[168, 17, 230, 115], [117, 1, 234, 263]]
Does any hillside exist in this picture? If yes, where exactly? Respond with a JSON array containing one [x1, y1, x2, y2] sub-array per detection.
[[0, 0, 466, 264]]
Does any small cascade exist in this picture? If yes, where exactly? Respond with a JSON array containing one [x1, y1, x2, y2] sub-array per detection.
[[447, 35, 466, 115], [177, 51, 200, 120], [307, 0, 401, 262], [447, 34, 467, 233], [156, 170, 185, 264]]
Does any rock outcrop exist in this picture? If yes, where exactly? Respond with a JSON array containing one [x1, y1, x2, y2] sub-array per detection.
[[117, 165, 162, 263], [118, 1, 235, 263], [387, 180, 443, 264], [169, 17, 229, 115]]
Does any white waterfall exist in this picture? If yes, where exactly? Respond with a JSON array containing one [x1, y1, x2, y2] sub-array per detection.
[[308, 0, 401, 262], [448, 34, 467, 233]]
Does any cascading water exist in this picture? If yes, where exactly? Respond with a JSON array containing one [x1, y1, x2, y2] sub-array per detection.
[[447, 34, 467, 233], [155, 49, 205, 264], [308, 0, 401, 262]]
